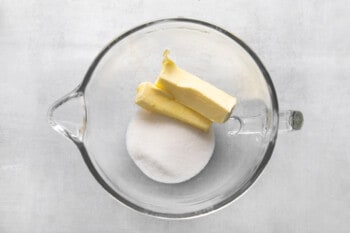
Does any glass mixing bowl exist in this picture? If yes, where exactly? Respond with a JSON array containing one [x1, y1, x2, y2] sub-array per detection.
[[48, 18, 303, 218]]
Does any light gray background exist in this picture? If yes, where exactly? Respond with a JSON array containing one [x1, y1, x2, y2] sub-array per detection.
[[1, 0, 349, 232]]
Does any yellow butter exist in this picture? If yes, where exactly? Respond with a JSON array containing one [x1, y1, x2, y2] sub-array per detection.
[[135, 82, 212, 132], [155, 50, 237, 123]]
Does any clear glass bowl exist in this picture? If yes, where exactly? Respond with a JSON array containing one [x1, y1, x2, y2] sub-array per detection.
[[48, 18, 303, 218]]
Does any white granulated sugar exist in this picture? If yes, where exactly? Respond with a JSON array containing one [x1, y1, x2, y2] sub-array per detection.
[[126, 110, 215, 184]]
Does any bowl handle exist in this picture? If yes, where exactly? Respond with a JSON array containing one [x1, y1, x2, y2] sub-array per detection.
[[277, 110, 304, 132], [227, 110, 304, 135], [47, 87, 86, 144]]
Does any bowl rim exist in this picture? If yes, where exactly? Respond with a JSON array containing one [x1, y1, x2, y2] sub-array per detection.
[[75, 17, 279, 219]]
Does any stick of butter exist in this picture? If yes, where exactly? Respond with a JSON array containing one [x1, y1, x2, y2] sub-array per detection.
[[155, 50, 237, 123], [135, 82, 212, 132]]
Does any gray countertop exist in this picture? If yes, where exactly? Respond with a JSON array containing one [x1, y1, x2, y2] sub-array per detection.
[[1, 0, 350, 232]]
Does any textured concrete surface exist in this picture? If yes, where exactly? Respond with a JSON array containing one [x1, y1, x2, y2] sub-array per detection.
[[1, 0, 350, 232]]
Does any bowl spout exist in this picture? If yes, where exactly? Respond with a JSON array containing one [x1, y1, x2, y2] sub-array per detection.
[[47, 87, 86, 144]]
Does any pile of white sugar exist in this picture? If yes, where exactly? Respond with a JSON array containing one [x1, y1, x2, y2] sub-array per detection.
[[126, 110, 215, 183]]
